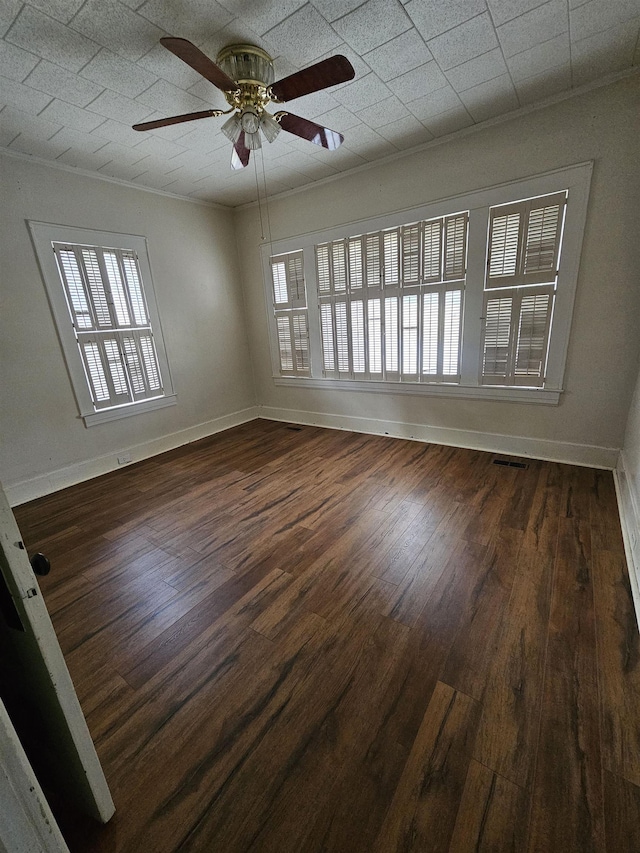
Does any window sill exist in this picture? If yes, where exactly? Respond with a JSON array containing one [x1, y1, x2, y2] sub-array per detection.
[[273, 377, 561, 405], [82, 394, 177, 427]]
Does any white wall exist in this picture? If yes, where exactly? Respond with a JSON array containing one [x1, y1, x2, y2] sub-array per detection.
[[234, 75, 640, 468], [0, 155, 256, 504]]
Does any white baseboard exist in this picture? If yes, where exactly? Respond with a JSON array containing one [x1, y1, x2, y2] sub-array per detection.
[[257, 405, 620, 469], [613, 452, 640, 632], [6, 406, 260, 507]]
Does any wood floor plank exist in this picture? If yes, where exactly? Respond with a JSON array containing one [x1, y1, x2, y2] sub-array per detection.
[[603, 771, 640, 853], [373, 681, 481, 853], [448, 760, 528, 853]]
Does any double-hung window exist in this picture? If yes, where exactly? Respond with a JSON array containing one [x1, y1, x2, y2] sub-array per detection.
[[30, 223, 175, 426], [262, 163, 591, 405]]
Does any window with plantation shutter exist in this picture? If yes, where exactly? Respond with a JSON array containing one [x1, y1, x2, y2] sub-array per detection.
[[316, 211, 468, 383], [52, 242, 165, 410], [270, 251, 310, 376], [481, 191, 566, 387], [264, 164, 590, 404], [30, 223, 175, 425]]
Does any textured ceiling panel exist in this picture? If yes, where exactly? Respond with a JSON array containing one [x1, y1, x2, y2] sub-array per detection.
[[0, 0, 638, 207]]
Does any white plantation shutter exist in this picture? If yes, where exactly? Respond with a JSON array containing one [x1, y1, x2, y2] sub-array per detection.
[[351, 301, 365, 373], [422, 220, 442, 282], [365, 233, 382, 288], [272, 250, 310, 376], [385, 297, 399, 375], [402, 294, 419, 376], [348, 238, 364, 290], [402, 224, 420, 285], [332, 241, 347, 292], [444, 214, 468, 280], [487, 192, 566, 288], [383, 229, 400, 285], [368, 299, 382, 375], [53, 243, 163, 410], [271, 251, 306, 308], [481, 286, 554, 386], [442, 289, 462, 376]]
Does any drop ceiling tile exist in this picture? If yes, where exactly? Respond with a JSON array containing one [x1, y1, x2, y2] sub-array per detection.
[[363, 28, 432, 82], [284, 89, 340, 118], [24, 60, 104, 107], [0, 106, 62, 141], [341, 123, 398, 155], [505, 32, 570, 80], [219, 0, 308, 37], [421, 105, 474, 136], [81, 49, 158, 98], [136, 42, 203, 89], [332, 0, 412, 55], [0, 40, 39, 82], [56, 148, 112, 169], [89, 90, 157, 124], [496, 0, 568, 58], [0, 1, 23, 39], [174, 122, 228, 151], [0, 77, 52, 113], [405, 0, 488, 41], [445, 47, 508, 91], [136, 0, 234, 44], [458, 73, 519, 121], [71, 0, 165, 63], [265, 165, 315, 189], [27, 0, 85, 25], [263, 4, 342, 65], [197, 21, 269, 62], [39, 99, 108, 132], [48, 126, 109, 153], [405, 85, 465, 120], [332, 72, 392, 111], [6, 5, 100, 72], [130, 134, 187, 160], [0, 115, 19, 147], [356, 95, 411, 127], [186, 78, 228, 107], [571, 19, 639, 85], [98, 161, 148, 181], [570, 0, 640, 42], [134, 169, 180, 189], [91, 140, 148, 165], [386, 61, 448, 102], [312, 43, 371, 89], [135, 79, 211, 116], [9, 133, 69, 158], [427, 13, 499, 70], [315, 105, 363, 132], [87, 117, 144, 146], [375, 113, 434, 148], [486, 0, 553, 28], [514, 64, 571, 102], [306, 145, 369, 170], [311, 0, 364, 22]]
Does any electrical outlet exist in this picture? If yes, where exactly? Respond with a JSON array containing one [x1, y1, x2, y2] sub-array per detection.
[[117, 453, 132, 465]]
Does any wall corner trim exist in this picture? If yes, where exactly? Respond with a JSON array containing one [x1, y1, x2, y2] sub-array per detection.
[[614, 451, 640, 632]]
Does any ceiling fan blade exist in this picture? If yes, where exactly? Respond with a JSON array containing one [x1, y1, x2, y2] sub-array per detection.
[[270, 55, 355, 102], [231, 132, 250, 170], [133, 109, 220, 131], [278, 113, 344, 150], [161, 37, 238, 92]]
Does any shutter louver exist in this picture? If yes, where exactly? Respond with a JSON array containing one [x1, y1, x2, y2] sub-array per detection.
[[488, 212, 520, 279], [385, 297, 399, 373], [320, 303, 335, 372], [272, 251, 310, 376], [402, 294, 418, 375], [422, 292, 439, 375], [514, 291, 552, 381], [402, 224, 420, 285], [122, 253, 148, 325], [82, 341, 110, 403], [443, 289, 462, 376], [383, 229, 400, 285], [423, 220, 442, 282], [351, 301, 365, 373], [368, 299, 382, 374], [332, 242, 347, 292], [316, 245, 331, 294], [56, 247, 93, 330], [524, 200, 562, 274], [81, 249, 112, 328], [103, 251, 131, 326], [365, 234, 381, 288], [335, 302, 349, 372], [104, 339, 128, 397], [292, 313, 309, 371], [277, 316, 293, 371], [482, 297, 513, 379], [272, 261, 288, 304], [444, 214, 467, 280], [348, 238, 363, 290]]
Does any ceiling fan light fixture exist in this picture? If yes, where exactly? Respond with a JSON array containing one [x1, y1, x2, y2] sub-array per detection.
[[260, 111, 281, 143], [221, 113, 242, 143], [240, 107, 261, 135], [245, 130, 262, 150]]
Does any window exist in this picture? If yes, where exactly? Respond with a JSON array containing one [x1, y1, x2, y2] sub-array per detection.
[[315, 213, 468, 382], [29, 224, 175, 426], [270, 251, 310, 377], [262, 163, 592, 405]]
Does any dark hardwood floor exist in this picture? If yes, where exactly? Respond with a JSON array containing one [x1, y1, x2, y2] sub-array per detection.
[[13, 419, 640, 852]]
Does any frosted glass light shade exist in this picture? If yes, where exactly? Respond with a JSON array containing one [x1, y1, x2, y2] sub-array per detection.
[[260, 111, 281, 143], [221, 114, 241, 143]]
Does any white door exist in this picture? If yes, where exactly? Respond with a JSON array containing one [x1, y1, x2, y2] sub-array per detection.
[[0, 481, 114, 825]]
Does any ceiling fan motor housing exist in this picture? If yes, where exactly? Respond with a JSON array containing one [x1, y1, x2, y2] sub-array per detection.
[[217, 44, 276, 113]]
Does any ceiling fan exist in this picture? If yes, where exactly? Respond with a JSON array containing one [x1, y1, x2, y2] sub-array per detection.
[[132, 38, 355, 170]]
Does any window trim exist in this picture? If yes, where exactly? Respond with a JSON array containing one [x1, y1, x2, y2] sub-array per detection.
[[29, 222, 176, 427], [261, 162, 593, 405]]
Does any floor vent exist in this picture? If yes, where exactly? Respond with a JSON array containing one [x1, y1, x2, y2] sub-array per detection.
[[493, 458, 529, 469]]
